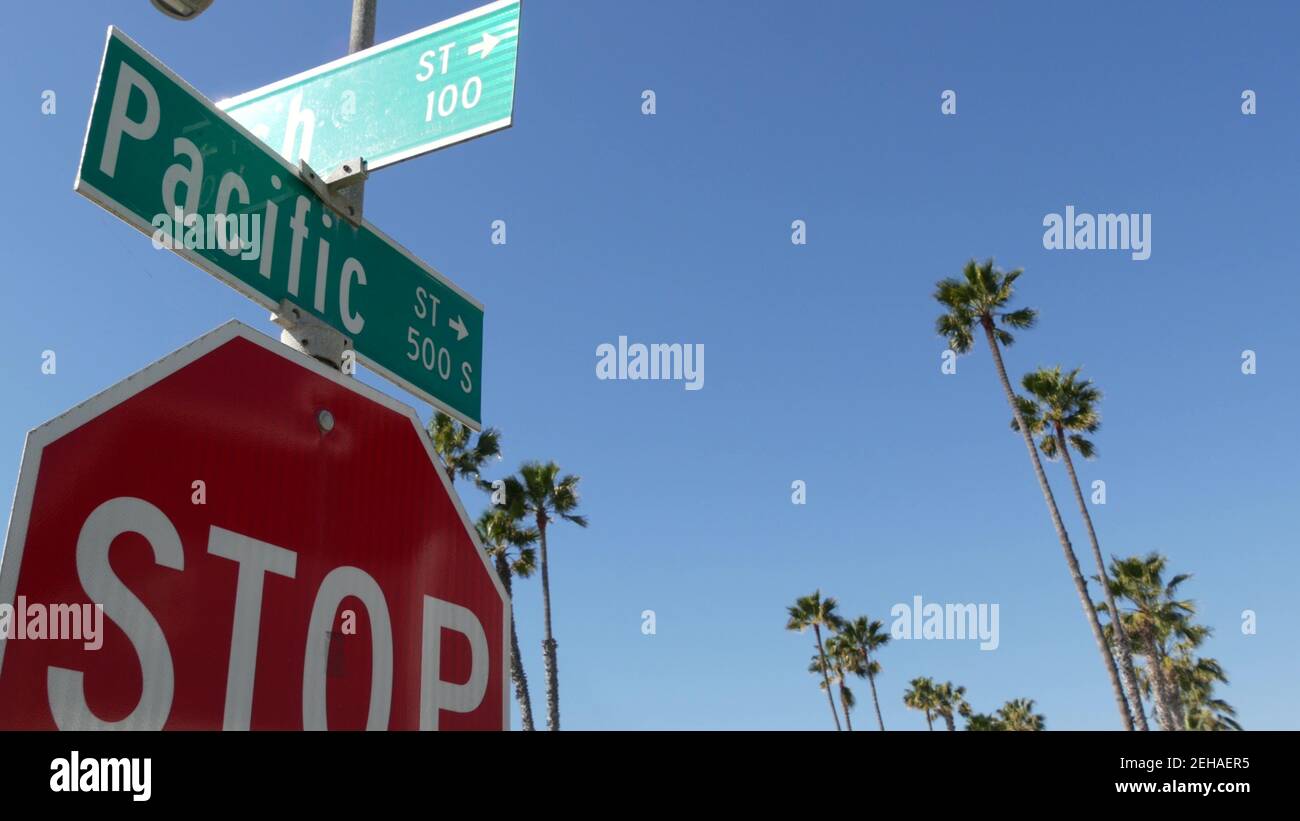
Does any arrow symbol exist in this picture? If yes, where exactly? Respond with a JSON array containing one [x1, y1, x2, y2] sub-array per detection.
[[467, 22, 517, 59], [467, 31, 501, 59], [448, 315, 469, 342]]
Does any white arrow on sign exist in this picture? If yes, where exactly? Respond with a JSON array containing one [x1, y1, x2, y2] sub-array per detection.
[[449, 315, 470, 341], [467, 22, 518, 59], [468, 31, 500, 59]]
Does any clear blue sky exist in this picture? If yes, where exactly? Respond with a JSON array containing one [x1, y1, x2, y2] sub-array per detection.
[[2, 0, 1297, 729]]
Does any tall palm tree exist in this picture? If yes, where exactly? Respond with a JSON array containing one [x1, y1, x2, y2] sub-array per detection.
[[903, 677, 941, 731], [506, 462, 588, 731], [997, 698, 1046, 731], [786, 591, 846, 730], [1100, 553, 1195, 730], [812, 641, 857, 731], [428, 411, 501, 490], [1012, 366, 1148, 731], [933, 259, 1134, 730], [838, 616, 890, 730], [932, 681, 969, 731], [475, 508, 539, 731]]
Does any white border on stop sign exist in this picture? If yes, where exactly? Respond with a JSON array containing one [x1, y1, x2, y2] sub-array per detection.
[[0, 320, 510, 730]]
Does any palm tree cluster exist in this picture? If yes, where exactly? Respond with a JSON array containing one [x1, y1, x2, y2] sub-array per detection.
[[786, 592, 890, 731], [901, 678, 968, 731], [783, 602, 1049, 732], [930, 259, 1237, 731], [904, 678, 1045, 731], [428, 413, 587, 731], [785, 589, 889, 732], [1100, 554, 1240, 731], [965, 699, 1047, 732]]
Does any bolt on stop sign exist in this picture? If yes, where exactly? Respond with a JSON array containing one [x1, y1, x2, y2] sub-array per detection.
[[0, 322, 508, 730]]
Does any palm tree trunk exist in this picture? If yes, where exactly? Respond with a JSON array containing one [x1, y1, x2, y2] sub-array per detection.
[[813, 625, 842, 731], [981, 320, 1135, 730], [1057, 429, 1149, 731], [943, 712, 955, 731], [495, 553, 535, 731], [1152, 644, 1184, 730], [537, 516, 560, 731], [867, 669, 885, 731], [1167, 672, 1186, 729], [838, 679, 853, 731], [1144, 634, 1177, 730], [925, 710, 933, 731], [1168, 664, 1187, 729]]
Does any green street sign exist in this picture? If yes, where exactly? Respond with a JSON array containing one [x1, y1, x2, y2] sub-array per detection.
[[219, 0, 521, 174], [75, 27, 485, 428]]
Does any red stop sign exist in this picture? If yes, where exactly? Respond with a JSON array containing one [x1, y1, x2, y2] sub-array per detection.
[[0, 322, 507, 730]]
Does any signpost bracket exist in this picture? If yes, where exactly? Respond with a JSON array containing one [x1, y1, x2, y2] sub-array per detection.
[[325, 157, 369, 191], [298, 160, 366, 227], [271, 299, 353, 370]]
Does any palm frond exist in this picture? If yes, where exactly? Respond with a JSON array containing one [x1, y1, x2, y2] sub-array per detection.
[[999, 306, 1037, 330]]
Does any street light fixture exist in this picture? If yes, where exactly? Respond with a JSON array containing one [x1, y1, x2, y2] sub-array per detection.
[[149, 0, 214, 20]]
